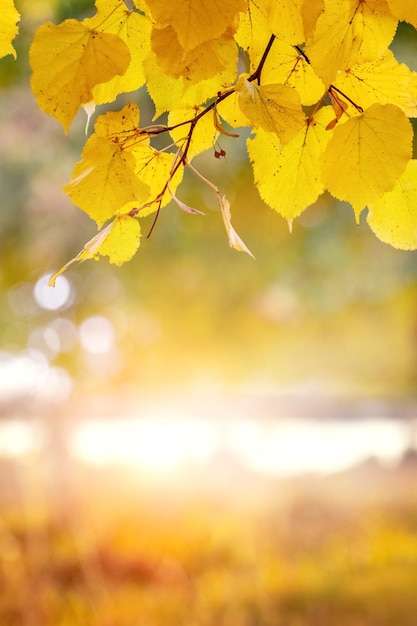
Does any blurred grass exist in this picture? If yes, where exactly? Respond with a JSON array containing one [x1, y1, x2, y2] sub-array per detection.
[[1, 460, 417, 626]]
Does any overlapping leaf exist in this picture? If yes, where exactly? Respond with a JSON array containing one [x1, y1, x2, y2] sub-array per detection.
[[168, 107, 219, 160], [305, 0, 398, 85], [87, 1, 152, 105], [236, 76, 305, 142], [64, 104, 151, 225], [30, 19, 130, 133], [321, 103, 413, 217], [267, 0, 304, 44], [49, 215, 141, 286], [142, 0, 246, 51], [261, 39, 325, 106], [367, 159, 417, 249], [248, 107, 334, 221], [144, 43, 238, 117], [0, 0, 20, 59], [333, 51, 417, 117], [387, 0, 417, 28]]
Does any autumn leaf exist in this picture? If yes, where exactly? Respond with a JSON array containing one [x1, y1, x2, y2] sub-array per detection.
[[49, 215, 141, 286], [321, 103, 413, 218], [142, 0, 246, 52], [248, 107, 335, 221], [234, 0, 271, 70], [144, 42, 238, 117], [387, 0, 417, 28], [367, 159, 417, 249], [333, 51, 417, 117], [236, 76, 305, 142], [261, 39, 325, 106], [133, 149, 184, 217], [305, 0, 398, 85], [64, 104, 151, 226], [0, 0, 20, 59], [30, 19, 130, 132], [169, 107, 219, 160], [267, 0, 305, 44], [88, 1, 152, 105], [151, 25, 237, 85]]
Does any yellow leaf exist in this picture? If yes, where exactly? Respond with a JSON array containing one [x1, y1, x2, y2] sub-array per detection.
[[30, 19, 130, 132], [64, 104, 150, 226], [301, 0, 324, 39], [151, 25, 237, 84], [49, 215, 141, 285], [236, 76, 305, 142], [64, 136, 149, 226], [267, 0, 305, 44], [387, 0, 417, 28], [95, 214, 141, 262], [168, 107, 219, 160], [333, 51, 417, 117], [144, 45, 238, 117], [305, 0, 398, 85], [261, 39, 325, 106], [247, 107, 335, 220], [234, 0, 272, 70], [87, 2, 152, 105], [215, 90, 251, 128], [134, 149, 184, 216], [93, 101, 141, 138], [0, 0, 20, 59], [142, 0, 246, 52], [367, 160, 417, 249], [321, 103, 412, 216]]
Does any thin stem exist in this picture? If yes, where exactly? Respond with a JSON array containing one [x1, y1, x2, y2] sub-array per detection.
[[248, 34, 276, 84]]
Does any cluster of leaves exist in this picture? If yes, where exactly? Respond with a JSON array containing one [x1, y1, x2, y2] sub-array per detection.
[[3, 0, 417, 281]]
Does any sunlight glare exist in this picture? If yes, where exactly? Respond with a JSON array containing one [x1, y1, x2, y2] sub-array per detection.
[[34, 274, 72, 311], [70, 414, 412, 477], [72, 416, 218, 471]]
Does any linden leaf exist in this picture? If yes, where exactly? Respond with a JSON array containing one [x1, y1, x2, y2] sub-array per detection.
[[247, 107, 335, 220], [236, 76, 305, 142], [143, 0, 246, 52], [134, 149, 184, 217], [367, 160, 417, 249], [88, 2, 152, 105], [305, 0, 398, 85], [64, 104, 151, 226], [387, 0, 417, 28], [168, 107, 219, 160], [151, 25, 236, 84], [261, 39, 325, 106], [333, 51, 417, 117], [267, 0, 305, 44], [144, 43, 238, 117], [49, 215, 141, 286], [64, 137, 149, 226], [216, 90, 251, 128], [0, 0, 20, 59], [30, 19, 130, 132], [234, 0, 272, 70], [301, 0, 324, 39], [321, 103, 413, 217]]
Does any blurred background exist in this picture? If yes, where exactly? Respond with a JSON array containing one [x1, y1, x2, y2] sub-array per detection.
[[1, 1, 417, 624]]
